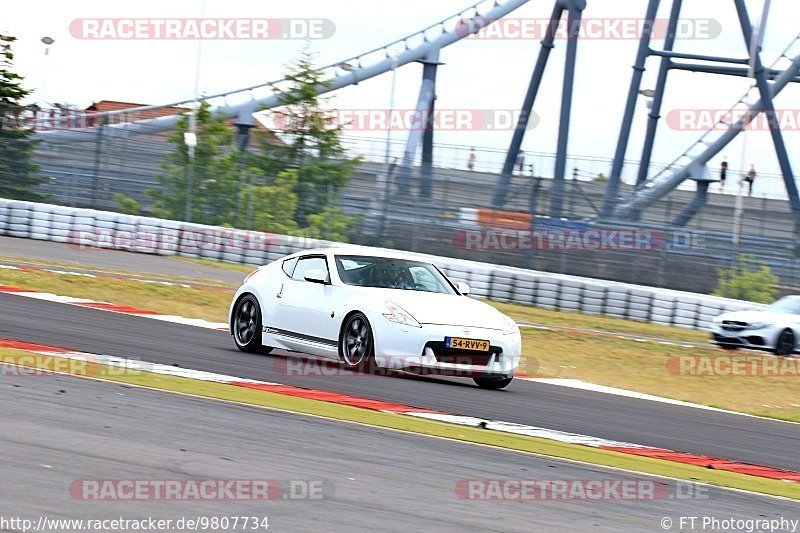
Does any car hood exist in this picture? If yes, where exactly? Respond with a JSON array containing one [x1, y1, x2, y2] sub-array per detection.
[[378, 289, 508, 329], [717, 310, 794, 323]]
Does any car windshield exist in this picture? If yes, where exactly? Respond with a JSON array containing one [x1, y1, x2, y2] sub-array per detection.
[[334, 255, 457, 294], [765, 297, 800, 314]]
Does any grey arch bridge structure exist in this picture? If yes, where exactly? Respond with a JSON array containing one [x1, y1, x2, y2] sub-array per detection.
[[604, 0, 800, 227], [34, 0, 800, 228]]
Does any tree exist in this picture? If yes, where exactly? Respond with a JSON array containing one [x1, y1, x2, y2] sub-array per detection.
[[149, 49, 360, 240], [148, 100, 237, 224], [239, 169, 300, 234], [713, 254, 778, 303], [0, 34, 46, 201], [113, 193, 141, 215], [256, 47, 361, 228], [303, 206, 360, 242]]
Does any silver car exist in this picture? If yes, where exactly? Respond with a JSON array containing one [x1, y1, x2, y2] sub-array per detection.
[[710, 296, 800, 356]]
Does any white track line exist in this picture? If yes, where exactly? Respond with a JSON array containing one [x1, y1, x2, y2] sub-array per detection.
[[517, 377, 800, 425]]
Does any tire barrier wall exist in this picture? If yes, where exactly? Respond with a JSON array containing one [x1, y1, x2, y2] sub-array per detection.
[[0, 199, 763, 329]]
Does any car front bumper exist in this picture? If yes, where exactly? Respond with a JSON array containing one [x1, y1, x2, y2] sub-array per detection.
[[371, 321, 521, 379], [708, 324, 780, 350]]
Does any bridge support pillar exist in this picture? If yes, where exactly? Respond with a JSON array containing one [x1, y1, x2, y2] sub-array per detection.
[[549, 0, 585, 218], [636, 0, 683, 188], [491, 1, 563, 209], [492, 0, 586, 220], [671, 181, 709, 227], [396, 50, 441, 198], [602, 0, 662, 217]]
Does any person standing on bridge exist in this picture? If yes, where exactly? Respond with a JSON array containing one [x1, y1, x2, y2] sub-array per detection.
[[516, 150, 525, 175], [719, 158, 728, 191], [467, 148, 476, 171], [745, 164, 756, 196]]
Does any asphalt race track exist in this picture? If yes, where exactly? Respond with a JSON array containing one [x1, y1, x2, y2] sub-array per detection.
[[0, 235, 245, 286], [2, 371, 797, 532], [2, 292, 799, 473]]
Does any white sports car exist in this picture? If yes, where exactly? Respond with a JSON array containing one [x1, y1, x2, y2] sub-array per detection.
[[229, 248, 521, 389], [710, 295, 800, 356]]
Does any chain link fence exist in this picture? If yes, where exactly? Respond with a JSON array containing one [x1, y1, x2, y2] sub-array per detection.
[[3, 116, 799, 296]]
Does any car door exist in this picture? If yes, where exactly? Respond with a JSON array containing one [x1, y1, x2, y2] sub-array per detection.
[[271, 255, 337, 353]]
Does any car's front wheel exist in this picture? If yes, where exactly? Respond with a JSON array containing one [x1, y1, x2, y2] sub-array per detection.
[[774, 329, 795, 357], [473, 376, 514, 390], [233, 294, 272, 354], [340, 312, 374, 370]]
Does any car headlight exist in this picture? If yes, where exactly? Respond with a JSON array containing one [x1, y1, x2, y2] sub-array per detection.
[[383, 301, 422, 328], [501, 315, 518, 335], [748, 322, 769, 330]]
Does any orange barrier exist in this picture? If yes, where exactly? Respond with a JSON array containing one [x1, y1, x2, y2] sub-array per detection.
[[476, 209, 533, 230]]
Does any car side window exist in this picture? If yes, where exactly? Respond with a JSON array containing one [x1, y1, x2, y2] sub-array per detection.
[[282, 257, 298, 277], [292, 256, 329, 281], [409, 266, 438, 291]]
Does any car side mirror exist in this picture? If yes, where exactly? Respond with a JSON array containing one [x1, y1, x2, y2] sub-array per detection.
[[456, 282, 470, 295], [303, 268, 328, 284]]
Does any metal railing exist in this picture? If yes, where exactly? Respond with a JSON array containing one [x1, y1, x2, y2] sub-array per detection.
[[0, 198, 763, 330], [2, 117, 797, 294]]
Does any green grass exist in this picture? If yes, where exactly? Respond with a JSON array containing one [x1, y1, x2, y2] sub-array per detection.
[[518, 328, 800, 422], [491, 300, 709, 343], [0, 269, 231, 322], [2, 348, 797, 501]]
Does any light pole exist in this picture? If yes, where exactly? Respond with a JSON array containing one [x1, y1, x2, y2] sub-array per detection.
[[184, 128, 198, 222], [731, 102, 749, 262], [185, 0, 206, 222], [376, 55, 400, 241], [382, 57, 400, 194], [233, 115, 255, 228], [733, 0, 771, 263], [40, 37, 54, 115]]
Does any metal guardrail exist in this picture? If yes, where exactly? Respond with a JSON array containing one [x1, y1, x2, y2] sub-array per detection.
[[0, 198, 763, 330], [22, 131, 800, 294]]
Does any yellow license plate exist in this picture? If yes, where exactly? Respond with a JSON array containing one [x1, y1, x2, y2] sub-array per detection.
[[445, 337, 490, 352]]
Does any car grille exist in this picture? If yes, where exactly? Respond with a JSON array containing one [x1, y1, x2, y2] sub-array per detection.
[[713, 333, 743, 344], [424, 341, 500, 366], [713, 333, 766, 346]]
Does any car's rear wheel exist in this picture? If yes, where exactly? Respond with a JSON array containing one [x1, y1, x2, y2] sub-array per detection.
[[340, 312, 374, 370], [233, 294, 272, 354], [774, 329, 795, 357], [473, 376, 514, 390]]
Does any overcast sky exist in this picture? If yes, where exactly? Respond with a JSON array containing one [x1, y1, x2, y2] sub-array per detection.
[[5, 0, 800, 186]]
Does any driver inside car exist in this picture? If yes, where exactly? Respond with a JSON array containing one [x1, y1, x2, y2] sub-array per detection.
[[370, 263, 414, 290]]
